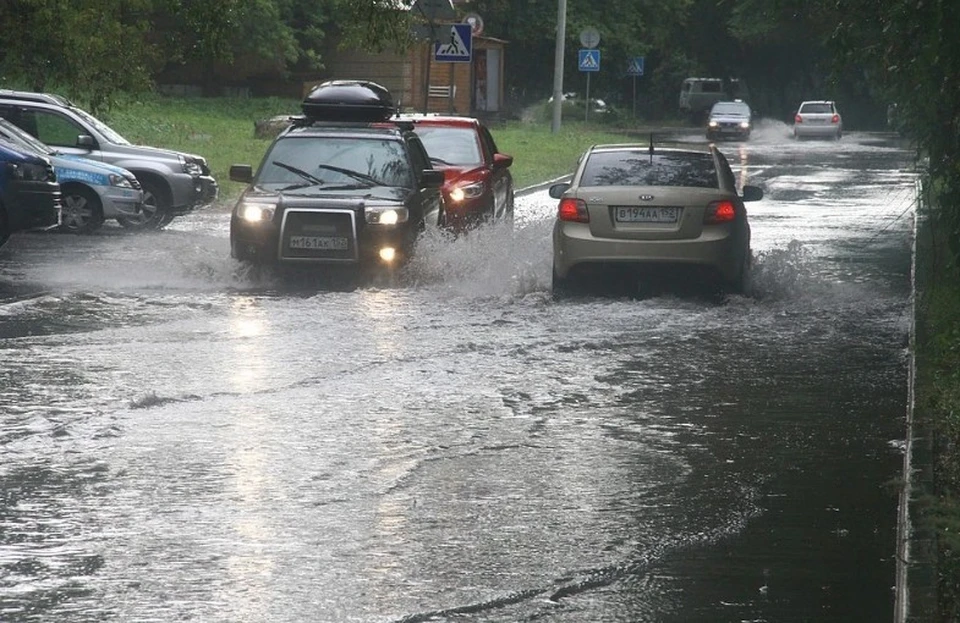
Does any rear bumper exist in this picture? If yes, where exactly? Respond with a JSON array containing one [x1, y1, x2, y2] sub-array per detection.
[[553, 220, 747, 283], [794, 124, 841, 138]]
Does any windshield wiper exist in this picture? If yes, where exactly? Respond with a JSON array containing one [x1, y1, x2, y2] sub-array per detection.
[[316, 164, 381, 187], [429, 156, 455, 166], [273, 160, 325, 186]]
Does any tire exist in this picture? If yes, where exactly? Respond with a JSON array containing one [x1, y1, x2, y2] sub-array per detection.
[[551, 266, 577, 300], [0, 205, 10, 249], [725, 252, 751, 296], [59, 185, 104, 234], [117, 178, 168, 230]]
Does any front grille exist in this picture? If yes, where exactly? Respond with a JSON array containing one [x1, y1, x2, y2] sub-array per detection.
[[279, 207, 359, 262]]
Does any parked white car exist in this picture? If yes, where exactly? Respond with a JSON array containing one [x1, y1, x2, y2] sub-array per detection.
[[793, 100, 843, 140], [0, 117, 144, 233]]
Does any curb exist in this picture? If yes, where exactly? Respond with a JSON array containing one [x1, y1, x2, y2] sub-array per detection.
[[897, 178, 939, 622]]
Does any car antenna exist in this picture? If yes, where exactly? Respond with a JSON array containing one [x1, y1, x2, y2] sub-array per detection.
[[648, 133, 654, 163]]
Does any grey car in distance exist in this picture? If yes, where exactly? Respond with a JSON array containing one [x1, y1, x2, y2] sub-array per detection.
[[706, 100, 753, 141], [550, 142, 764, 298]]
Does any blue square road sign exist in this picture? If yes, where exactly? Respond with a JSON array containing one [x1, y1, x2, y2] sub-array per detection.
[[578, 49, 600, 72]]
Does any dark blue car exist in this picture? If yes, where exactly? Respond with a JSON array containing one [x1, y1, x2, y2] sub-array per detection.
[[0, 139, 61, 248]]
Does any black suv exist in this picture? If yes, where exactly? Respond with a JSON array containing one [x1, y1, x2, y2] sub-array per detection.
[[229, 81, 444, 270], [0, 89, 217, 230]]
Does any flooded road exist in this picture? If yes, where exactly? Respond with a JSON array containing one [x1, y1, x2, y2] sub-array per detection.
[[0, 124, 916, 622]]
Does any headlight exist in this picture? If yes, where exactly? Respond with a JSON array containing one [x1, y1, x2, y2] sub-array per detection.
[[239, 202, 275, 223], [108, 173, 134, 188], [365, 206, 409, 225], [449, 181, 485, 203], [708, 120, 719, 128], [180, 156, 203, 176], [739, 121, 751, 129], [7, 161, 54, 181]]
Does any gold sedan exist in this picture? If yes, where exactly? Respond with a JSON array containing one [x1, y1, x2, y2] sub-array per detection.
[[550, 143, 764, 298]]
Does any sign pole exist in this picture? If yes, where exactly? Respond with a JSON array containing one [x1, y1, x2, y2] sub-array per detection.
[[585, 73, 591, 123], [633, 75, 637, 119]]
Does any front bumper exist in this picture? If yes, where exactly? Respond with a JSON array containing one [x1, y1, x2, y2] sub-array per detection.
[[707, 125, 750, 140], [99, 186, 145, 219], [168, 174, 220, 215], [6, 181, 62, 232], [231, 206, 417, 267], [553, 220, 746, 283]]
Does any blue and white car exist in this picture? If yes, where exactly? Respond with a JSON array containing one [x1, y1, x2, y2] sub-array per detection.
[[0, 117, 143, 233]]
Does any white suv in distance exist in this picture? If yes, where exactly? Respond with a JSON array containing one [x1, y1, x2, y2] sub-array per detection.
[[793, 100, 843, 140]]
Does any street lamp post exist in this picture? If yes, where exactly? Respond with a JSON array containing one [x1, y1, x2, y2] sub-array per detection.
[[551, 0, 567, 133]]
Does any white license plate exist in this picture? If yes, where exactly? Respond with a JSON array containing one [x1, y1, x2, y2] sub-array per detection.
[[288, 235, 349, 250], [614, 206, 680, 223]]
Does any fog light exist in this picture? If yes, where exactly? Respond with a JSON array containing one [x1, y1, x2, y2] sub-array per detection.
[[379, 247, 397, 262]]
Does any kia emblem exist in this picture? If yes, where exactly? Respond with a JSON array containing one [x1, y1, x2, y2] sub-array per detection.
[[639, 194, 655, 201]]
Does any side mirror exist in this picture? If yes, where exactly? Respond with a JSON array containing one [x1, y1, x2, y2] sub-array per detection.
[[493, 153, 513, 169], [76, 134, 95, 149], [741, 185, 763, 202], [229, 164, 254, 183], [420, 169, 444, 188], [548, 182, 570, 199]]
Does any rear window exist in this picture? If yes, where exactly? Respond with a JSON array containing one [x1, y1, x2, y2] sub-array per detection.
[[799, 102, 834, 114], [411, 126, 482, 166], [580, 151, 718, 188]]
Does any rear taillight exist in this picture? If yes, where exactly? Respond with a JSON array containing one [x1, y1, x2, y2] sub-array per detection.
[[704, 200, 736, 224], [558, 198, 589, 223], [795, 114, 803, 123], [831, 114, 840, 124]]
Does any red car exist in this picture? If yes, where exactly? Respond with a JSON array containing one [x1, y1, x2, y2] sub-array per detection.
[[395, 114, 514, 231]]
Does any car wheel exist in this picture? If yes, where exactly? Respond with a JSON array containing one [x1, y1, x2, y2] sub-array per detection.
[[0, 206, 10, 248], [551, 267, 577, 299], [117, 178, 168, 230], [725, 252, 750, 296], [59, 186, 104, 234]]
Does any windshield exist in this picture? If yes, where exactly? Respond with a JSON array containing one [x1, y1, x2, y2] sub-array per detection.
[[413, 126, 483, 166], [258, 136, 414, 189], [711, 103, 749, 116], [70, 106, 131, 145], [580, 151, 718, 188], [0, 119, 52, 155]]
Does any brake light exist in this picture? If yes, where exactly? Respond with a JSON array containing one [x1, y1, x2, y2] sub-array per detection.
[[831, 114, 840, 124], [795, 114, 803, 123], [704, 200, 736, 224], [558, 198, 589, 223]]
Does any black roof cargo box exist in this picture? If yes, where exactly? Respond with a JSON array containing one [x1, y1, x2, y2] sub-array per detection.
[[301, 80, 396, 122]]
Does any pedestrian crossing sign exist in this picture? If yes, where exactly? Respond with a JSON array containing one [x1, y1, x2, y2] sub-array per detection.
[[434, 24, 472, 63], [627, 56, 645, 76], [578, 49, 600, 72]]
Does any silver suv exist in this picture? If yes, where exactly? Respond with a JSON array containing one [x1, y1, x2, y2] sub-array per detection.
[[0, 90, 218, 229]]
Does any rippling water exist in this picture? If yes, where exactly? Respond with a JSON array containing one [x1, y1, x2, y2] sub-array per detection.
[[0, 132, 916, 622]]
